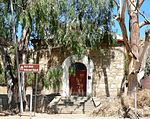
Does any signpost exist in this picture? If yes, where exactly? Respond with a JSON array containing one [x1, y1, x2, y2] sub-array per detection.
[[19, 64, 39, 118], [19, 64, 40, 72]]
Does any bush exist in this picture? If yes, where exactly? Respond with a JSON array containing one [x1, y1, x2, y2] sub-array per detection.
[[44, 67, 63, 92], [144, 50, 150, 76], [0, 64, 6, 86]]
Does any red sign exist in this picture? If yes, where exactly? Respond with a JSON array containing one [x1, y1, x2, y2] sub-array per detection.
[[19, 64, 40, 72]]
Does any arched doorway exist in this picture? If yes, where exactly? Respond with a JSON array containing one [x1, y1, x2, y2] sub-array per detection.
[[62, 55, 94, 97], [69, 63, 87, 96]]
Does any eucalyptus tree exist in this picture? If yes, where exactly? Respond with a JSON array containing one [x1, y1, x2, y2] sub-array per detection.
[[0, 0, 18, 111], [113, 0, 150, 95], [0, 0, 65, 112], [0, 0, 59, 111]]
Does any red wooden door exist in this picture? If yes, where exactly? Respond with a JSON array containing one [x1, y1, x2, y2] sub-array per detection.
[[69, 70, 86, 96]]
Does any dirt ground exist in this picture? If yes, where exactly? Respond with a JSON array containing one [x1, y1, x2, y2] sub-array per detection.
[[0, 112, 150, 119], [0, 112, 116, 119]]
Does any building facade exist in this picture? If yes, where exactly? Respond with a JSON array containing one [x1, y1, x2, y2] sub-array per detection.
[[38, 46, 125, 97]]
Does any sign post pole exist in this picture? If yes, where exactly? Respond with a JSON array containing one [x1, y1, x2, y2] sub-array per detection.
[[29, 89, 33, 119], [18, 71, 23, 114], [34, 73, 38, 116], [134, 84, 138, 118], [19, 64, 39, 118]]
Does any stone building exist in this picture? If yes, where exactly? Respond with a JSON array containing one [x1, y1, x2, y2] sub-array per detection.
[[37, 39, 125, 98]]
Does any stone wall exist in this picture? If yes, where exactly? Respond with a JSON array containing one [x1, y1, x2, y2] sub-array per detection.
[[91, 47, 125, 97], [38, 46, 125, 97], [38, 48, 67, 71]]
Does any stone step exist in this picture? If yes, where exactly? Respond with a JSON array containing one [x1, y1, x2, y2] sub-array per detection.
[[58, 96, 90, 105], [60, 102, 94, 114], [47, 96, 95, 114]]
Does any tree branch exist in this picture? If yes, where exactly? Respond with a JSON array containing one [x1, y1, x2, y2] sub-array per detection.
[[138, 0, 144, 8], [33, 45, 63, 53], [113, 0, 120, 12], [138, 29, 150, 69], [114, 0, 137, 60], [121, 0, 127, 19], [19, 28, 27, 50], [136, 29, 150, 83], [128, 0, 150, 28], [113, 0, 120, 20], [0, 37, 13, 46], [116, 0, 137, 60], [139, 9, 150, 28], [117, 18, 133, 58], [140, 20, 150, 28]]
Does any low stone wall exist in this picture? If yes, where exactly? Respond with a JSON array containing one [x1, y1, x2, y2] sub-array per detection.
[[0, 94, 8, 110], [0, 86, 56, 111], [0, 86, 7, 94], [0, 86, 8, 110]]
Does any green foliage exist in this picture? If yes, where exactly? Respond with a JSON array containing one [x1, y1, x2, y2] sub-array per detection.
[[56, 0, 115, 56], [69, 65, 76, 76], [145, 50, 150, 76], [1, 0, 115, 54], [26, 72, 34, 86], [44, 67, 63, 91], [0, 1, 13, 39], [14, 0, 114, 56], [0, 63, 3, 74], [0, 73, 5, 86], [26, 70, 45, 88], [0, 63, 6, 85]]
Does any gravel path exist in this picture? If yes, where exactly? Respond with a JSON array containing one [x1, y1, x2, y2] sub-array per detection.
[[0, 112, 150, 119]]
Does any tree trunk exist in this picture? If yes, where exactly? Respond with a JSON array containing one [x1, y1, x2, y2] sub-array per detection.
[[32, 51, 40, 95], [0, 46, 18, 110], [19, 28, 31, 111], [102, 67, 110, 97], [128, 30, 150, 95], [116, 0, 150, 95], [127, 0, 140, 95]]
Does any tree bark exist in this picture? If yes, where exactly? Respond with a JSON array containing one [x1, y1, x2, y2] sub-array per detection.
[[127, 0, 140, 95], [0, 46, 18, 110], [103, 67, 110, 97], [114, 0, 150, 95]]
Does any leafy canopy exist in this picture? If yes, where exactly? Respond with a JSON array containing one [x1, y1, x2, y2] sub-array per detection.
[[1, 0, 114, 54]]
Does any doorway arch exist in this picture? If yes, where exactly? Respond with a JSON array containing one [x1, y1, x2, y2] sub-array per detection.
[[62, 55, 94, 96]]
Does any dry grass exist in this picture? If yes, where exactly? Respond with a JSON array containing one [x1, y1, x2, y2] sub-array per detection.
[[92, 89, 150, 117], [137, 89, 150, 108], [92, 97, 123, 117]]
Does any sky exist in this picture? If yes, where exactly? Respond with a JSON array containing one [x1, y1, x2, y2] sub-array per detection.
[[113, 0, 150, 39], [16, 0, 150, 40], [139, 0, 150, 38], [16, 23, 22, 40]]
